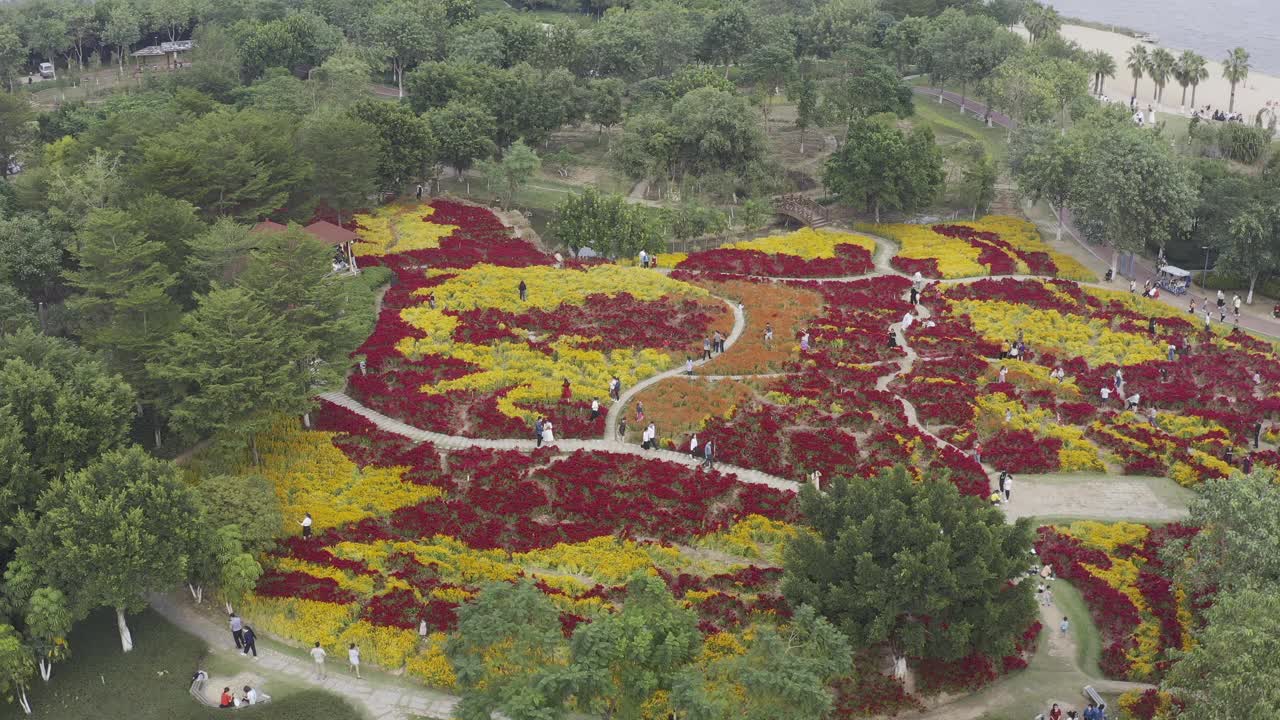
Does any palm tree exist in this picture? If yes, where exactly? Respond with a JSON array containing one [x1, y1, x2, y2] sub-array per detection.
[[1223, 47, 1251, 113], [1184, 52, 1210, 109], [1126, 45, 1149, 101], [1173, 50, 1202, 109], [1149, 48, 1175, 102], [1089, 49, 1117, 94], [1024, 3, 1062, 44]]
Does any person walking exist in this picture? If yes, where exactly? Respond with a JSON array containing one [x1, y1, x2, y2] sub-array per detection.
[[702, 439, 714, 470], [299, 513, 312, 539], [617, 418, 627, 440], [690, 433, 699, 458], [534, 417, 544, 448], [518, 280, 527, 302], [1255, 419, 1265, 449], [1059, 616, 1070, 634], [415, 183, 424, 200], [800, 331, 810, 351], [973, 441, 982, 464], [311, 642, 328, 679], [1167, 343, 1176, 362], [901, 311, 914, 331], [348, 643, 361, 679], [609, 376, 620, 401], [1233, 293, 1241, 315], [1148, 316, 1156, 334], [764, 323, 773, 345], [635, 401, 645, 423], [713, 331, 724, 354], [541, 419, 555, 445], [590, 398, 600, 420], [1188, 296, 1197, 314], [241, 624, 257, 658], [229, 613, 244, 649], [1129, 279, 1136, 293], [702, 337, 712, 361], [1001, 472, 1013, 502], [686, 357, 694, 375], [909, 286, 919, 304], [998, 366, 1007, 384]]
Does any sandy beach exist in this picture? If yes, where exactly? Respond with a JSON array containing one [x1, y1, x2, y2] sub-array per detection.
[[1056, 23, 1280, 120]]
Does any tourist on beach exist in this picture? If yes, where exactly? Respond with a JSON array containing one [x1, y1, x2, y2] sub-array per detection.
[[311, 642, 328, 679]]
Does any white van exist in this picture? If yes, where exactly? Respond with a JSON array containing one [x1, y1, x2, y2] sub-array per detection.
[[38, 62, 55, 79]]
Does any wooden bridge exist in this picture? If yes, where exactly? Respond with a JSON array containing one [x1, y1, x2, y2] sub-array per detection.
[[774, 194, 831, 228]]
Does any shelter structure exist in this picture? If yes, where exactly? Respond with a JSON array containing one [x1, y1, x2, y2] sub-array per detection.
[[131, 40, 193, 74], [251, 219, 359, 274]]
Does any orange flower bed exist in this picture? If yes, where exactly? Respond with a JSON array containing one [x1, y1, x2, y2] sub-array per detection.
[[628, 377, 758, 442], [694, 280, 822, 375]]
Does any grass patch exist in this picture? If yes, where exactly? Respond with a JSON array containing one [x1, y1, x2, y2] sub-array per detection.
[[1047, 580, 1104, 678], [0, 608, 365, 720], [910, 95, 1010, 164]]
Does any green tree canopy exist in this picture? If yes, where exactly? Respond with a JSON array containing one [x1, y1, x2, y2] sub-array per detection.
[[297, 110, 381, 226], [548, 188, 662, 258], [425, 102, 497, 177], [823, 116, 944, 221], [349, 100, 436, 190], [1162, 471, 1280, 594], [782, 466, 1037, 672], [0, 212, 63, 301], [193, 474, 284, 555]]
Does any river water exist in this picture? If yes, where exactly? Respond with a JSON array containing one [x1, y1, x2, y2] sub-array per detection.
[[1049, 0, 1280, 75]]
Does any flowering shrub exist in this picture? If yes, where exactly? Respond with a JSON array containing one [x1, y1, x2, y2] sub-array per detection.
[[676, 228, 876, 277], [694, 279, 823, 375], [872, 216, 1096, 280], [353, 202, 458, 257]]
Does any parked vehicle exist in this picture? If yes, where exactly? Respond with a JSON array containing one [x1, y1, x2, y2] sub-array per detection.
[[38, 62, 55, 79]]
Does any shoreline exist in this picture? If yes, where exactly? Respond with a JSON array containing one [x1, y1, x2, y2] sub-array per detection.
[[1055, 23, 1280, 120], [1059, 16, 1144, 39]]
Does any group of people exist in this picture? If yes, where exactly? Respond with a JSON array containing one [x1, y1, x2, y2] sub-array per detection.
[[1193, 106, 1245, 122], [218, 684, 262, 708], [1189, 290, 1244, 328], [307, 641, 364, 680], [988, 470, 1014, 506], [1128, 277, 1162, 301], [534, 416, 556, 446], [702, 331, 727, 359], [1044, 701, 1108, 720]]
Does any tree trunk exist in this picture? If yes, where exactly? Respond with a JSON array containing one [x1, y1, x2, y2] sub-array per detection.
[[1180, 86, 1188, 108], [1056, 205, 1065, 242], [116, 608, 134, 653], [250, 433, 260, 467], [154, 426, 162, 449], [1229, 83, 1237, 112], [396, 60, 404, 99], [17, 688, 30, 715], [303, 412, 311, 429], [893, 653, 907, 680], [39, 658, 52, 682], [1248, 273, 1257, 304], [874, 199, 881, 223], [1191, 84, 1199, 108], [1132, 77, 1139, 98], [188, 583, 203, 604], [1110, 249, 1119, 279]]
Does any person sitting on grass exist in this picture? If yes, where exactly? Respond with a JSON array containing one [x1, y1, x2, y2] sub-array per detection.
[[219, 687, 234, 708]]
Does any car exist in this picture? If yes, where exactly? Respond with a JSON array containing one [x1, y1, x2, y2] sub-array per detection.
[[38, 62, 55, 78]]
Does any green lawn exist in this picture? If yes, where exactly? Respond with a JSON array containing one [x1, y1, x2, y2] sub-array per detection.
[[0, 608, 366, 720], [910, 94, 1011, 164]]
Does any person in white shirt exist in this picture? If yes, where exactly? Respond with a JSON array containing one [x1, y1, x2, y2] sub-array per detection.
[[300, 512, 313, 539], [590, 398, 600, 420], [1100, 386, 1111, 402], [311, 642, 327, 679], [243, 686, 259, 705], [348, 643, 361, 679], [902, 311, 914, 331], [689, 433, 698, 457]]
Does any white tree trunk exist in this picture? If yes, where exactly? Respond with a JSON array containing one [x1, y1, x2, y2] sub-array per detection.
[[39, 659, 52, 682], [303, 412, 312, 429], [893, 654, 907, 679], [116, 608, 134, 653], [1056, 206, 1064, 242], [1110, 250, 1120, 278], [1248, 273, 1257, 304], [188, 583, 203, 604], [17, 688, 30, 715], [225, 599, 235, 615]]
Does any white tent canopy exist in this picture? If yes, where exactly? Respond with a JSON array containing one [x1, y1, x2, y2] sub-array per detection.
[[1159, 265, 1191, 278]]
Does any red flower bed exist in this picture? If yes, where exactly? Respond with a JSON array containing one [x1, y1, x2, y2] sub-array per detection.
[[932, 224, 1055, 276], [984, 428, 1061, 473], [676, 243, 874, 278], [255, 569, 356, 605], [914, 652, 998, 694], [829, 671, 925, 718], [890, 256, 941, 277]]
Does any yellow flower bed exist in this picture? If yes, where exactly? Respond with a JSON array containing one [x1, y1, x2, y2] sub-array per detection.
[[1119, 689, 1178, 719], [722, 228, 876, 259], [337, 620, 420, 669], [352, 203, 458, 257], [515, 536, 683, 584], [254, 421, 445, 532], [975, 394, 1104, 471], [695, 515, 804, 563], [869, 216, 1097, 280], [274, 558, 378, 596], [953, 299, 1166, 367], [396, 263, 720, 420], [239, 595, 357, 656], [405, 633, 456, 688]]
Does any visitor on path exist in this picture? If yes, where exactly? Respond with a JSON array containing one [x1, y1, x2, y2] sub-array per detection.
[[1255, 420, 1265, 448], [1204, 310, 1212, 330], [416, 183, 424, 199], [561, 378, 572, 400], [518, 280, 527, 302], [609, 376, 621, 401], [901, 311, 914, 331], [886, 328, 896, 349], [1100, 386, 1111, 402], [534, 418, 544, 448], [244, 686, 259, 705], [1000, 471, 1013, 502], [989, 491, 1002, 506], [617, 418, 627, 440], [1127, 393, 1140, 410], [1148, 317, 1156, 334], [1234, 293, 1242, 315], [642, 423, 656, 450], [1244, 453, 1254, 474], [702, 439, 714, 469], [800, 331, 810, 351], [972, 441, 982, 464], [230, 613, 243, 649], [909, 286, 919, 304], [686, 357, 694, 375], [690, 433, 698, 457], [1084, 702, 1102, 720], [636, 401, 645, 423], [1059, 616, 1069, 634], [639, 249, 649, 268], [241, 624, 257, 658], [703, 337, 712, 360], [764, 323, 773, 345], [1168, 343, 1177, 362], [220, 688, 234, 708], [1000, 340, 1009, 359], [348, 643, 361, 679], [1129, 279, 1136, 293], [299, 512, 312, 539], [1189, 296, 1197, 314], [311, 642, 328, 679], [590, 398, 600, 420], [1217, 290, 1226, 311], [541, 420, 555, 445], [714, 330, 724, 353], [998, 366, 1008, 384]]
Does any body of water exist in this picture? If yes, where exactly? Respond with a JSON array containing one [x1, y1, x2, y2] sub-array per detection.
[[1050, 0, 1280, 75]]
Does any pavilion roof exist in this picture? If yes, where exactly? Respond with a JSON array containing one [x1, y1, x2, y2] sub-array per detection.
[[303, 220, 359, 246]]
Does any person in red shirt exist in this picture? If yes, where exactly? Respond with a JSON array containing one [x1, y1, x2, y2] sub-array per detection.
[[1049, 703, 1063, 720], [219, 687, 234, 708]]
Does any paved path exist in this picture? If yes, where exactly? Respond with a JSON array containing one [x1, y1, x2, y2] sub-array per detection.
[[150, 593, 458, 720]]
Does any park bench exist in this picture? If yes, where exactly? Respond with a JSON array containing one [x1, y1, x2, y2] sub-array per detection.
[[189, 671, 272, 710], [1082, 685, 1107, 711]]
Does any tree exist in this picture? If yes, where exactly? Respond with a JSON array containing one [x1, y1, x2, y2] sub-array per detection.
[[1088, 49, 1116, 95], [0, 214, 63, 302], [1069, 116, 1199, 277], [1126, 44, 1148, 100], [791, 74, 821, 155], [586, 79, 625, 141], [425, 102, 497, 182], [1148, 47, 1175, 102], [184, 218, 257, 294], [187, 524, 262, 609], [446, 580, 568, 720], [135, 108, 311, 220], [13, 446, 200, 652], [566, 573, 702, 720], [102, 6, 141, 77], [483, 140, 541, 209], [700, 3, 754, 78], [1022, 2, 1061, 43], [0, 23, 26, 92], [24, 587, 72, 682], [1162, 587, 1280, 719], [309, 46, 374, 111], [548, 188, 662, 258], [1182, 51, 1210, 109], [884, 16, 927, 74], [44, 148, 123, 236], [193, 474, 284, 555], [987, 56, 1057, 141], [1221, 203, 1278, 304], [782, 467, 1037, 678], [1162, 471, 1280, 594], [1223, 47, 1250, 113], [667, 86, 769, 178], [349, 100, 436, 191], [297, 111, 380, 227], [0, 285, 35, 336], [1046, 57, 1090, 130], [958, 148, 998, 220], [685, 605, 851, 720], [1011, 125, 1082, 241], [0, 92, 32, 180], [823, 117, 944, 222], [62, 1, 98, 71], [25, 15, 67, 78], [148, 287, 301, 455], [367, 0, 447, 98], [234, 12, 342, 80], [825, 62, 914, 127], [0, 624, 33, 715], [145, 0, 196, 42]]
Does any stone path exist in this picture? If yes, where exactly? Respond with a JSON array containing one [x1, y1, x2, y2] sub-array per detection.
[[150, 593, 458, 720]]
